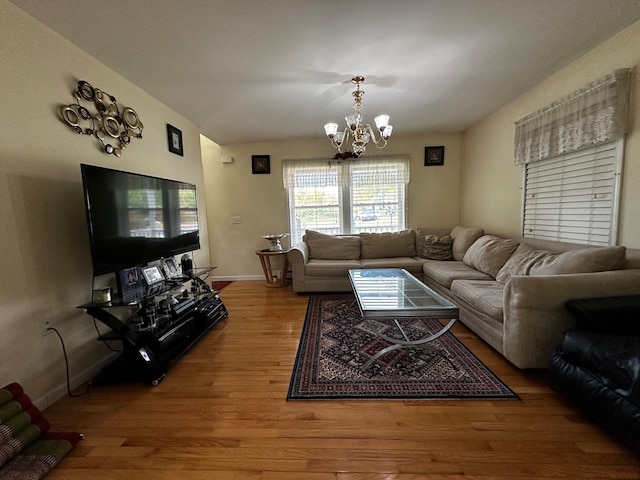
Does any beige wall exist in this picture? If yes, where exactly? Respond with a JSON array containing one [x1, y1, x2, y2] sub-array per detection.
[[0, 0, 210, 407], [201, 133, 464, 278], [462, 20, 640, 247]]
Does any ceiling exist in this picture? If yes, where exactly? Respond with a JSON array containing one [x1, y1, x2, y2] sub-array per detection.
[[10, 0, 640, 146]]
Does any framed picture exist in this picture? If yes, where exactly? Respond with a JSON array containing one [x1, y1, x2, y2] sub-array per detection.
[[167, 124, 183, 156], [141, 265, 165, 285], [117, 267, 145, 303], [251, 155, 270, 174], [161, 256, 179, 278], [424, 146, 445, 166]]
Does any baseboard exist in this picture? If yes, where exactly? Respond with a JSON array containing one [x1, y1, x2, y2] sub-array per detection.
[[33, 351, 119, 411], [211, 275, 264, 281]]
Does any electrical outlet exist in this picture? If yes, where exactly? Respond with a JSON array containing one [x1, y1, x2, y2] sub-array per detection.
[[41, 318, 54, 336], [231, 216, 241, 224]]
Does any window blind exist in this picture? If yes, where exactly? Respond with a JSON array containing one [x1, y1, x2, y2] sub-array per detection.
[[523, 141, 622, 246]]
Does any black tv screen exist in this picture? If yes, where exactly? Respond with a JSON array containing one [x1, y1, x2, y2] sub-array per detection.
[[81, 164, 200, 275]]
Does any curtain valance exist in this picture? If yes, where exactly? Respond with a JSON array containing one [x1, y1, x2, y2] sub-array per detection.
[[514, 68, 631, 165], [282, 154, 410, 189]]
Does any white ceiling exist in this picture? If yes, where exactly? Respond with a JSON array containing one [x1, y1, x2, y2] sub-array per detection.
[[10, 0, 640, 145]]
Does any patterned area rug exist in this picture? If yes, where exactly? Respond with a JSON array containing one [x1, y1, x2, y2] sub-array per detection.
[[287, 294, 518, 400]]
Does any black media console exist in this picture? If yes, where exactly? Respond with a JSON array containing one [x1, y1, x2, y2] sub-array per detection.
[[80, 267, 228, 385]]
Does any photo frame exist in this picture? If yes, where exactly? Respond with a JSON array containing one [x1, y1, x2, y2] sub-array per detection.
[[167, 124, 183, 156], [117, 267, 145, 303], [161, 256, 179, 278], [251, 155, 270, 174], [141, 265, 165, 285], [424, 146, 445, 166]]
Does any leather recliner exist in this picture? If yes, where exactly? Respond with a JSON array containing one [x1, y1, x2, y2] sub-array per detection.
[[548, 295, 640, 454]]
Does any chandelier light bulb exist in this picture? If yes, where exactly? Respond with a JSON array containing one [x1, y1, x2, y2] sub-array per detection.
[[323, 76, 393, 156]]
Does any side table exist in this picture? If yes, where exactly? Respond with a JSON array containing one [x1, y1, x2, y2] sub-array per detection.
[[255, 249, 290, 288]]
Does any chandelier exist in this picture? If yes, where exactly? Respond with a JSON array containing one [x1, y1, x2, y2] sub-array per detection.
[[323, 76, 393, 156]]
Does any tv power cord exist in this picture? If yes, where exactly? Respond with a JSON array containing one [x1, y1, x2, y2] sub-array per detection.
[[48, 327, 92, 398]]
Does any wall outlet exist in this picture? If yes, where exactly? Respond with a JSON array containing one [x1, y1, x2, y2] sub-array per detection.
[[231, 216, 241, 224], [41, 318, 54, 336]]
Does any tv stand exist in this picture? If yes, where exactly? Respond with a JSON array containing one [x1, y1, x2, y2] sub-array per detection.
[[80, 267, 228, 385]]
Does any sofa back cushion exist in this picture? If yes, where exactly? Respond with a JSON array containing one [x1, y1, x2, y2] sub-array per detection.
[[305, 230, 361, 260], [463, 235, 519, 278], [529, 246, 626, 275], [496, 242, 550, 284], [360, 230, 416, 258], [450, 225, 484, 261]]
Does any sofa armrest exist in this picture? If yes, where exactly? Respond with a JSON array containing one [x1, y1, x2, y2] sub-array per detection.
[[288, 242, 309, 265], [502, 269, 640, 369]]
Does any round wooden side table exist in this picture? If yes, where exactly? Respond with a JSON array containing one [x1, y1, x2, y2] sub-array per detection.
[[255, 249, 290, 288]]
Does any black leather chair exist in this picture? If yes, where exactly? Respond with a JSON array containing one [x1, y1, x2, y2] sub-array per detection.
[[548, 295, 640, 455]]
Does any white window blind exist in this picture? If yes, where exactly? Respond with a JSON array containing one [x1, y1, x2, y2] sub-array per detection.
[[522, 141, 622, 246]]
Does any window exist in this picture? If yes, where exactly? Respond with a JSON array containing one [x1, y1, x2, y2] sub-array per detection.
[[522, 140, 623, 245], [515, 69, 630, 246], [283, 155, 410, 244]]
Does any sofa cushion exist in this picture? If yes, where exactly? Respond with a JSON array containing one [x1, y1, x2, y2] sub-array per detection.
[[360, 257, 424, 274], [450, 225, 484, 261], [421, 235, 453, 260], [496, 242, 551, 284], [451, 280, 505, 321], [306, 230, 361, 260], [360, 230, 416, 258], [415, 227, 452, 258], [463, 235, 519, 278], [423, 260, 493, 289], [305, 258, 362, 276], [529, 246, 627, 276]]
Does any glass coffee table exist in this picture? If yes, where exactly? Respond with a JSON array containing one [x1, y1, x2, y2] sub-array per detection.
[[348, 268, 459, 370]]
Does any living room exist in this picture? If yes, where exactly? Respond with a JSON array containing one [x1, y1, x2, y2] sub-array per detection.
[[1, 0, 640, 476]]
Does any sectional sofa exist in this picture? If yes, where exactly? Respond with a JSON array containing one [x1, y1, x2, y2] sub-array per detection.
[[287, 227, 640, 369]]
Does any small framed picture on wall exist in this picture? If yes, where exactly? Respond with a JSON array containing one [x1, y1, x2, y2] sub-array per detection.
[[167, 124, 184, 156], [251, 155, 270, 174], [424, 146, 445, 166]]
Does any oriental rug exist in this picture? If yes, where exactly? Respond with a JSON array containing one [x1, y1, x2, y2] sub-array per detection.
[[211, 280, 233, 292], [287, 294, 518, 400]]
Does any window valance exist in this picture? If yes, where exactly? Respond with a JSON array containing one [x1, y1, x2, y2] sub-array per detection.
[[514, 68, 631, 166], [282, 154, 410, 189]]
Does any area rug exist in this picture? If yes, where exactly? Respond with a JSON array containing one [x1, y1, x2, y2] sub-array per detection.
[[287, 295, 518, 400], [211, 280, 233, 291]]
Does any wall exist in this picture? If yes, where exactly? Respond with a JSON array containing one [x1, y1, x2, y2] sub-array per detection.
[[462, 20, 640, 248], [201, 132, 464, 278], [0, 0, 210, 407]]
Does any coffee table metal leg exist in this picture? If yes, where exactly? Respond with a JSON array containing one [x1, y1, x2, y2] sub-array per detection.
[[362, 318, 456, 370]]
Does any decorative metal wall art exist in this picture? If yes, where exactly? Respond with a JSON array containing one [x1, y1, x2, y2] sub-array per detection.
[[59, 80, 143, 156]]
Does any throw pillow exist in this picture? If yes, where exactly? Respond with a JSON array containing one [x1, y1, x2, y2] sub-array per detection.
[[450, 225, 484, 261], [360, 230, 416, 258], [529, 246, 626, 275], [495, 242, 550, 284], [422, 235, 453, 260], [415, 227, 453, 257], [305, 230, 361, 260], [462, 235, 520, 278]]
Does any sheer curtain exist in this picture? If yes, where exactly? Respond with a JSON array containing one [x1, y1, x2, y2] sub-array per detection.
[[282, 154, 410, 188], [514, 68, 631, 166]]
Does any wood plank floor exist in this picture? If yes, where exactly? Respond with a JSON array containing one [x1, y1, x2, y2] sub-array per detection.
[[44, 281, 639, 479]]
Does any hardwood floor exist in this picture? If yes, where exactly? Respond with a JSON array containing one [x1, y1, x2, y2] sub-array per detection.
[[45, 281, 639, 479]]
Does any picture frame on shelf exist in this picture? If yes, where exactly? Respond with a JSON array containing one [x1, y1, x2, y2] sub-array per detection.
[[167, 124, 184, 156], [141, 264, 165, 285], [251, 155, 270, 174], [161, 256, 179, 278], [424, 146, 445, 166], [117, 267, 145, 303]]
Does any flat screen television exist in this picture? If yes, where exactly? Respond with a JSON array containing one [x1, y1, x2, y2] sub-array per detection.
[[81, 164, 200, 275]]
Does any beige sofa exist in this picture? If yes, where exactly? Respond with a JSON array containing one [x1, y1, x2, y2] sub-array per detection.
[[287, 227, 640, 369]]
